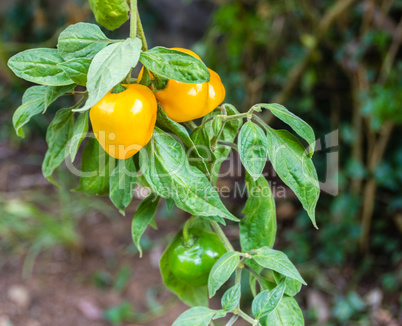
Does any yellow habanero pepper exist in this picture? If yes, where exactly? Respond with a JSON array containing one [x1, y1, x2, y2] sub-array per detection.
[[140, 48, 226, 123], [89, 84, 157, 160]]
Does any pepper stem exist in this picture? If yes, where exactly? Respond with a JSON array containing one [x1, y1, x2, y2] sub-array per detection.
[[111, 84, 127, 94], [182, 217, 195, 248], [130, 0, 138, 39]]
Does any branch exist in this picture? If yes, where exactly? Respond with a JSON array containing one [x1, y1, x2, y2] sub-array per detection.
[[270, 0, 358, 106], [379, 17, 402, 84]]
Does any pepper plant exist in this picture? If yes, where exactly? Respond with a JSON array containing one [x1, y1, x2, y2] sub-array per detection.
[[7, 1, 320, 325]]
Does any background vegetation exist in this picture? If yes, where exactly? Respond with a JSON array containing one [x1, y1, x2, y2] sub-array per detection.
[[0, 0, 401, 325]]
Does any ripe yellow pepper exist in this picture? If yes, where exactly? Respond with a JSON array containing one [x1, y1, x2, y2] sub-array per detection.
[[140, 48, 226, 123], [90, 84, 157, 159]]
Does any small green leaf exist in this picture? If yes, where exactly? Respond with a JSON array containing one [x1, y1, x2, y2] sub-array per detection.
[[160, 232, 208, 307], [12, 85, 73, 138], [238, 121, 268, 180], [109, 158, 137, 215], [240, 173, 276, 272], [252, 278, 286, 319], [251, 247, 307, 285], [69, 112, 89, 161], [208, 251, 241, 298], [131, 194, 159, 257], [140, 127, 238, 224], [13, 86, 46, 138], [57, 22, 111, 60], [165, 197, 175, 212], [81, 38, 142, 111], [76, 138, 110, 196], [172, 307, 217, 326], [88, 0, 129, 31], [221, 284, 241, 312], [59, 58, 91, 86], [262, 296, 304, 326], [273, 271, 302, 297], [212, 310, 227, 319], [42, 108, 75, 181], [8, 48, 74, 86], [257, 103, 315, 156], [266, 128, 319, 228], [140, 47, 210, 83]]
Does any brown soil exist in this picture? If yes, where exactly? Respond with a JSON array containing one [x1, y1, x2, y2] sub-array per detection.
[[0, 207, 194, 326]]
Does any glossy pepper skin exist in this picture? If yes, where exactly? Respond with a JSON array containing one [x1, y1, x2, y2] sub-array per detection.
[[141, 48, 226, 123], [167, 229, 226, 287], [90, 84, 157, 160]]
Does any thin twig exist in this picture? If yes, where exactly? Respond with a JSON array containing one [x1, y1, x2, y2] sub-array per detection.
[[267, 0, 357, 109]]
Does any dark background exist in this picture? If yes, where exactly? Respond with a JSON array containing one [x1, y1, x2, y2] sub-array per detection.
[[0, 0, 401, 325]]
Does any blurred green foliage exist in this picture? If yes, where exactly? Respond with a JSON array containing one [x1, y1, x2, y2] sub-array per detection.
[[198, 0, 402, 324]]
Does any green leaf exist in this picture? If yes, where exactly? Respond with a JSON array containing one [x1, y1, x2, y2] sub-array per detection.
[[140, 127, 238, 224], [240, 173, 276, 271], [156, 107, 209, 175], [81, 38, 142, 111], [257, 103, 315, 156], [12, 85, 74, 138], [140, 47, 210, 83], [221, 284, 241, 312], [266, 129, 319, 228], [172, 307, 216, 326], [88, 0, 129, 31], [13, 86, 47, 138], [42, 108, 74, 181], [262, 296, 304, 326], [57, 22, 111, 60], [165, 197, 175, 212], [59, 58, 91, 86], [109, 158, 137, 215], [212, 310, 227, 320], [238, 121, 268, 180], [160, 232, 208, 307], [131, 194, 160, 257], [208, 251, 241, 298], [251, 247, 307, 285], [69, 112, 89, 161], [252, 278, 286, 320], [8, 48, 74, 86], [76, 138, 110, 196], [273, 271, 302, 297]]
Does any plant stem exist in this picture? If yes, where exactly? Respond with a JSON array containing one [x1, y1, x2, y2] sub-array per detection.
[[210, 221, 234, 252], [245, 265, 267, 290], [130, 0, 138, 39], [252, 114, 270, 130], [237, 309, 258, 325], [221, 112, 249, 122], [137, 11, 148, 51], [235, 257, 245, 284], [182, 217, 195, 247], [217, 141, 238, 151], [71, 95, 89, 112], [226, 315, 239, 326], [184, 121, 198, 131], [210, 121, 226, 150]]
